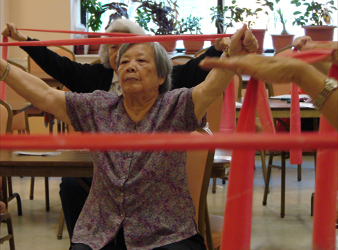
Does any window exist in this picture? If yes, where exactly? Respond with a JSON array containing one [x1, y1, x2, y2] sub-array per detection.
[[82, 0, 337, 50]]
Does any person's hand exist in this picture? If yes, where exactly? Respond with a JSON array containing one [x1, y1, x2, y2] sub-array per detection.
[[199, 55, 310, 84], [228, 24, 258, 57], [293, 39, 338, 65], [292, 36, 313, 51], [214, 37, 231, 52], [1, 23, 27, 41]]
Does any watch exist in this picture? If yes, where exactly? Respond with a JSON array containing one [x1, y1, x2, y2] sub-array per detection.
[[313, 78, 338, 110]]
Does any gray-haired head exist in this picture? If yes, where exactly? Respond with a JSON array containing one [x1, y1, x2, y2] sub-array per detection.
[[117, 42, 172, 94], [99, 19, 146, 69]]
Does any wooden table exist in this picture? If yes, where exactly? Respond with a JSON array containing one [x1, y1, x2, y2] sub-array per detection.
[[236, 98, 321, 119], [0, 150, 93, 208]]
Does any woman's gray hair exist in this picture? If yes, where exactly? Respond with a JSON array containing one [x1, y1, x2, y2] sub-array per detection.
[[99, 19, 146, 69], [117, 42, 172, 94]]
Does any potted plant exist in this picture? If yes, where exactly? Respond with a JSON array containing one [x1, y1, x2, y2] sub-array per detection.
[[291, 0, 337, 41], [135, 0, 180, 52], [260, 0, 295, 52], [82, 0, 129, 53], [179, 15, 204, 54]]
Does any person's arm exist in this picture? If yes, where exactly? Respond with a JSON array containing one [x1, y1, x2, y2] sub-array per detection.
[[198, 55, 338, 130], [2, 23, 113, 93], [0, 59, 70, 124], [191, 24, 257, 121], [21, 41, 114, 93], [293, 36, 338, 75], [170, 45, 223, 89]]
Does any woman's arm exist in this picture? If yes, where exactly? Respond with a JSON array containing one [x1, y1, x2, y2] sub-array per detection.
[[0, 59, 71, 124], [199, 55, 338, 131], [192, 24, 258, 121], [2, 23, 113, 93]]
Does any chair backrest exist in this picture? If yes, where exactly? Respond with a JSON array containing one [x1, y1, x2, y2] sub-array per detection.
[[28, 46, 75, 73], [90, 58, 102, 65], [194, 47, 208, 57], [0, 99, 13, 134], [186, 133, 215, 238], [170, 55, 194, 66]]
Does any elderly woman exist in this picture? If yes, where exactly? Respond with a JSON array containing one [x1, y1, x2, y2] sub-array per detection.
[[2, 19, 258, 243], [0, 23, 251, 247]]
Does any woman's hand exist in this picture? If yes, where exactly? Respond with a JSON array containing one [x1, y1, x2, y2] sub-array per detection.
[[292, 36, 313, 51], [214, 24, 258, 56], [228, 24, 258, 57], [1, 23, 28, 41]]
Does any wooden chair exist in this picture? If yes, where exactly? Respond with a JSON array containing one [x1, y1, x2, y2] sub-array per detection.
[[169, 55, 194, 66], [194, 47, 208, 58], [261, 45, 314, 218], [90, 58, 101, 65], [0, 199, 15, 250], [186, 136, 215, 249], [26, 46, 75, 211], [0, 100, 17, 249], [0, 99, 22, 217]]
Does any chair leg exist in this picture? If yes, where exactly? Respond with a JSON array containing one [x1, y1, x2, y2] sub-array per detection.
[[0, 212, 15, 250], [311, 192, 314, 216], [260, 150, 267, 185], [262, 153, 273, 206], [212, 178, 217, 194], [45, 177, 50, 212], [281, 152, 286, 218], [30, 177, 35, 200], [297, 164, 302, 181], [57, 209, 65, 239], [7, 177, 22, 216], [7, 213, 15, 250]]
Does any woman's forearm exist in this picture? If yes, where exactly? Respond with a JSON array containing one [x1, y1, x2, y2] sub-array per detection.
[[297, 65, 338, 130], [0, 59, 70, 124], [192, 67, 235, 121]]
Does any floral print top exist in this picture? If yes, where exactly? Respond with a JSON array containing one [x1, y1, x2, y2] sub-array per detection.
[[65, 87, 206, 250]]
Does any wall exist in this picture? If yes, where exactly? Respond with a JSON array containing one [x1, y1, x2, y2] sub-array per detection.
[[1, 0, 71, 59], [1, 0, 72, 134]]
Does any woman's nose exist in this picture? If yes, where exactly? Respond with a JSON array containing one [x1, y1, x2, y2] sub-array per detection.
[[126, 61, 136, 72]]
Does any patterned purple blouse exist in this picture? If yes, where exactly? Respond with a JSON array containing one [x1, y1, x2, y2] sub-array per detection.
[[65, 88, 206, 250]]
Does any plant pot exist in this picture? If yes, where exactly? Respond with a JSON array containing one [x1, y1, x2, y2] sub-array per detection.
[[251, 29, 266, 54], [302, 25, 336, 41], [87, 34, 101, 54], [159, 41, 177, 53], [183, 40, 204, 54], [271, 34, 295, 52]]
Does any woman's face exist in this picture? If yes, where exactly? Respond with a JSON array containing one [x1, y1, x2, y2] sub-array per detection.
[[109, 43, 121, 72], [118, 43, 165, 96]]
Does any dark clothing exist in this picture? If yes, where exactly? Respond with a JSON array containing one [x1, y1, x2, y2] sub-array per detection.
[[70, 227, 206, 250], [21, 38, 222, 93]]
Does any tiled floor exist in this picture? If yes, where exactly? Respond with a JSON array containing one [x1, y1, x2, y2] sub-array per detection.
[[0, 155, 332, 250]]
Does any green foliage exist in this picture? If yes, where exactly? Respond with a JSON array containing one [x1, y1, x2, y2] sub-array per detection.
[[291, 0, 337, 26], [134, 0, 180, 35], [82, 0, 105, 32], [210, 0, 263, 33], [179, 15, 203, 34], [81, 0, 129, 32]]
